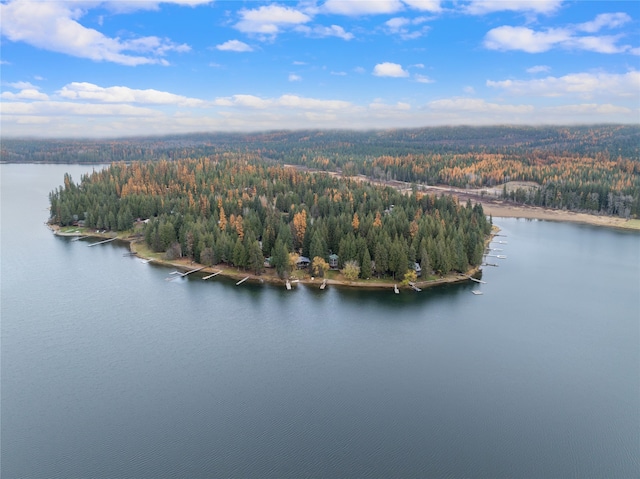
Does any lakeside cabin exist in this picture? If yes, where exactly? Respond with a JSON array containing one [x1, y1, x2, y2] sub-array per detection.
[[413, 262, 422, 277], [328, 254, 339, 269], [296, 256, 311, 269]]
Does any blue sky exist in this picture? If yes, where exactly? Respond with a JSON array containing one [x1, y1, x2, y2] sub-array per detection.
[[1, 0, 638, 138]]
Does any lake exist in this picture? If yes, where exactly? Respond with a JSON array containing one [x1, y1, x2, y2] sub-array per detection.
[[2, 163, 639, 478]]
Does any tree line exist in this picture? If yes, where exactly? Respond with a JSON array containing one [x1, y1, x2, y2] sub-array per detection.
[[9, 125, 640, 218], [49, 158, 492, 280]]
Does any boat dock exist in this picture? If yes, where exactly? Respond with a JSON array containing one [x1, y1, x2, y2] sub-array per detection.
[[236, 276, 250, 285], [71, 235, 90, 242], [181, 266, 205, 277], [465, 275, 486, 284], [482, 263, 499, 267], [394, 284, 399, 294], [87, 237, 117, 247], [471, 290, 483, 295], [285, 280, 292, 290], [202, 271, 221, 280], [320, 279, 327, 290]]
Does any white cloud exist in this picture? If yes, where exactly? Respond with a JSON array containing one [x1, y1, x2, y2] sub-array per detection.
[[543, 103, 631, 115], [1, 100, 163, 117], [211, 94, 353, 112], [295, 24, 354, 40], [577, 12, 631, 33], [57, 82, 207, 106], [463, 86, 475, 94], [464, 0, 562, 15], [369, 101, 411, 110], [0, 0, 192, 65], [414, 74, 434, 83], [322, 0, 403, 16], [484, 14, 636, 54], [7, 81, 40, 90], [235, 5, 311, 37], [526, 65, 551, 74], [401, 1, 441, 12], [484, 26, 570, 53], [428, 97, 534, 114], [1, 89, 49, 101], [216, 40, 253, 52], [384, 16, 430, 39], [373, 62, 409, 77], [331, 71, 347, 76], [487, 71, 640, 99], [288, 74, 302, 82]]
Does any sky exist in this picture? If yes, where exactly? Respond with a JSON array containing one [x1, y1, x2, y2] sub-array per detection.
[[1, 0, 639, 138]]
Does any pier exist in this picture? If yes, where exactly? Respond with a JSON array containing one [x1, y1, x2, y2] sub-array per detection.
[[320, 279, 327, 290], [408, 282, 422, 292], [394, 284, 399, 294], [87, 237, 117, 247], [236, 276, 250, 286], [203, 271, 221, 280], [180, 266, 205, 277], [464, 274, 486, 284], [285, 280, 292, 290]]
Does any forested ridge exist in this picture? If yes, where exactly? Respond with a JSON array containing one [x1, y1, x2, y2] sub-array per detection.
[[49, 158, 492, 281], [6, 125, 640, 217]]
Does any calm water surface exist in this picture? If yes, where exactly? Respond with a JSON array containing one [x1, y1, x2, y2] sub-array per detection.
[[2, 164, 639, 478]]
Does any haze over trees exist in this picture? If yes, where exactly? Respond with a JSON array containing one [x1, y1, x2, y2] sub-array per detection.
[[6, 125, 640, 217], [48, 158, 491, 280]]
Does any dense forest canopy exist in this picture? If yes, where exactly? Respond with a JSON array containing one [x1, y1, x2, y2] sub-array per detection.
[[7, 125, 640, 216], [48, 158, 492, 280]]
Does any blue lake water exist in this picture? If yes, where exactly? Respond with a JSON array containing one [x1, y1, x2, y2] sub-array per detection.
[[2, 163, 639, 478]]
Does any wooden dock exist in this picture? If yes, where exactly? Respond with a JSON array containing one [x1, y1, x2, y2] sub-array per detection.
[[87, 237, 117, 247], [320, 279, 327, 290], [180, 266, 205, 277], [409, 282, 422, 292], [236, 276, 250, 285], [482, 263, 499, 267], [285, 280, 292, 290], [71, 235, 89, 242], [465, 275, 486, 284], [394, 284, 399, 294], [202, 271, 221, 280]]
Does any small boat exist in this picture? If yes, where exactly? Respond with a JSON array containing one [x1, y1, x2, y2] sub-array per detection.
[[394, 284, 399, 294], [496, 255, 507, 259], [471, 290, 483, 295]]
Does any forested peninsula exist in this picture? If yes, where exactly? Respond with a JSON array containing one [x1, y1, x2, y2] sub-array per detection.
[[48, 158, 492, 287]]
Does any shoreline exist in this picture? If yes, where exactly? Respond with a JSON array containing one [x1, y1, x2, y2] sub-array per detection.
[[478, 201, 640, 231], [48, 223, 488, 291], [48, 197, 639, 291]]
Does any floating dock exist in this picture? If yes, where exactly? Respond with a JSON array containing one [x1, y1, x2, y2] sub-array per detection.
[[409, 282, 422, 292], [394, 284, 399, 294], [482, 263, 499, 267], [87, 237, 117, 247], [202, 271, 221, 280], [285, 280, 292, 290], [465, 275, 486, 284], [471, 290, 483, 295], [180, 266, 205, 277], [236, 276, 250, 285], [320, 279, 327, 290]]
